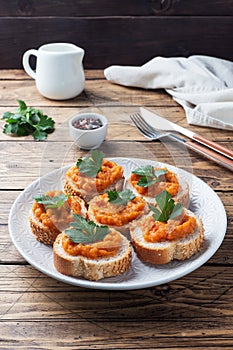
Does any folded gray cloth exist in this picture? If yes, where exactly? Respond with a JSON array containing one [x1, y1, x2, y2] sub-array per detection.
[[104, 55, 233, 130]]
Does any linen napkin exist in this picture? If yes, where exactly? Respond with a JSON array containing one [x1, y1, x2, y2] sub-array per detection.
[[104, 55, 233, 130]]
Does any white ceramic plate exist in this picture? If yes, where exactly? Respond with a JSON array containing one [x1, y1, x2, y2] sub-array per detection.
[[9, 158, 227, 290]]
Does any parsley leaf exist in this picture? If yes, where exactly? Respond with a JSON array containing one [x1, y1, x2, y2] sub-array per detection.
[[34, 193, 69, 209], [76, 150, 104, 177], [133, 165, 155, 177], [65, 214, 110, 244], [149, 190, 183, 222], [107, 189, 136, 205], [132, 165, 167, 188], [1, 99, 55, 141]]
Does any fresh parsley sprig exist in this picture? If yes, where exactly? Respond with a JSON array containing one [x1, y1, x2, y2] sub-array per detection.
[[132, 165, 167, 188], [1, 99, 55, 141], [34, 193, 69, 209], [107, 189, 136, 205], [76, 150, 104, 177], [65, 214, 110, 244], [150, 190, 183, 222]]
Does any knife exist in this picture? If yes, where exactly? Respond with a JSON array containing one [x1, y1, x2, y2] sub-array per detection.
[[140, 107, 233, 161], [131, 112, 233, 172]]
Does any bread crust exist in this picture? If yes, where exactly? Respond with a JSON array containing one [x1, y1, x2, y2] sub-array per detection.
[[130, 209, 204, 265], [53, 230, 132, 281], [29, 213, 59, 245], [29, 195, 87, 245]]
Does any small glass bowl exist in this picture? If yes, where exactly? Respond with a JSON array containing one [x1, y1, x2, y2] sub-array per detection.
[[69, 112, 108, 150]]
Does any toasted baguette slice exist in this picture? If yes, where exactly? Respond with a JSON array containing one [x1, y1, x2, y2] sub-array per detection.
[[130, 209, 204, 265], [53, 230, 132, 281], [29, 194, 87, 245], [64, 159, 125, 202], [64, 175, 124, 202], [88, 195, 150, 237], [125, 176, 189, 207]]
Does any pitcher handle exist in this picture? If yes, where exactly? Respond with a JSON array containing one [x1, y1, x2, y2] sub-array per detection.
[[22, 49, 38, 79]]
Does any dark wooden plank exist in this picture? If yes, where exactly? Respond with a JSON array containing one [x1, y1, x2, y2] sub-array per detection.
[[1, 264, 233, 317], [0, 17, 232, 68], [1, 103, 233, 144], [0, 69, 104, 80], [0, 80, 175, 107], [0, 331, 232, 350], [0, 0, 233, 16], [1, 140, 232, 189], [1, 265, 233, 349]]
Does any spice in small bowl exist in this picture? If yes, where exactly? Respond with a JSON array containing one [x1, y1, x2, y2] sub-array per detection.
[[73, 116, 103, 130], [69, 112, 108, 149]]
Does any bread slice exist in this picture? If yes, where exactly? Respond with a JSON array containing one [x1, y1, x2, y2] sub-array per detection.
[[88, 195, 150, 237], [64, 159, 125, 202], [53, 230, 132, 281], [125, 175, 189, 207], [130, 209, 204, 265], [29, 195, 87, 245], [64, 175, 124, 202], [29, 213, 59, 245]]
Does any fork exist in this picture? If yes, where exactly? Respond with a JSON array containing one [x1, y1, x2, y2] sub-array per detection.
[[130, 113, 233, 172], [130, 113, 181, 142]]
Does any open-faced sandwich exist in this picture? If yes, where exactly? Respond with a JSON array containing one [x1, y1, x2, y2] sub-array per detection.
[[88, 189, 150, 236], [28, 154, 205, 282], [126, 165, 189, 207], [130, 190, 204, 264], [29, 190, 87, 245], [53, 214, 132, 281], [64, 150, 124, 202]]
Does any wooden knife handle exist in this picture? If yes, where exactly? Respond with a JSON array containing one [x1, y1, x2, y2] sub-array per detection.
[[186, 140, 233, 172], [193, 134, 233, 160]]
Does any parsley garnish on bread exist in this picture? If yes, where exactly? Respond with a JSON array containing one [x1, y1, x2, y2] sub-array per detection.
[[149, 190, 183, 222], [130, 190, 204, 265], [53, 214, 132, 280], [34, 193, 69, 209], [76, 150, 104, 177], [65, 214, 110, 244], [132, 165, 167, 187], [107, 189, 136, 205]]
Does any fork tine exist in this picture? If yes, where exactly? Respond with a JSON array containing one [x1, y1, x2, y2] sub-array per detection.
[[135, 113, 164, 137], [130, 113, 162, 140], [130, 113, 154, 139]]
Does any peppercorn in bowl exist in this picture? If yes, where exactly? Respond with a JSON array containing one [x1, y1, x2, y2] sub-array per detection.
[[69, 112, 108, 149]]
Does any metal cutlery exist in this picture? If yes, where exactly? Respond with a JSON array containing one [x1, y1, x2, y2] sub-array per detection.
[[140, 107, 233, 161], [130, 112, 233, 172]]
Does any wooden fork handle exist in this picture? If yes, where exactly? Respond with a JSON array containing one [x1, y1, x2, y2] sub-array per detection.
[[186, 140, 233, 172], [193, 134, 233, 160]]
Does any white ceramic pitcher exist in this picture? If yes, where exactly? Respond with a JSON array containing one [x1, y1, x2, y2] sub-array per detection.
[[22, 43, 85, 100]]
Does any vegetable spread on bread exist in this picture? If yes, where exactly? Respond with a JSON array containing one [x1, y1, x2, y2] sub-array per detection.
[[64, 150, 124, 201], [29, 190, 87, 245], [127, 165, 189, 207], [130, 190, 204, 265], [64, 214, 121, 258], [145, 190, 194, 242], [53, 215, 132, 281], [28, 153, 204, 280], [88, 189, 149, 235]]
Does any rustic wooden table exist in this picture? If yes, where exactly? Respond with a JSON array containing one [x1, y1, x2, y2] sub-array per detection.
[[1, 69, 232, 349]]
